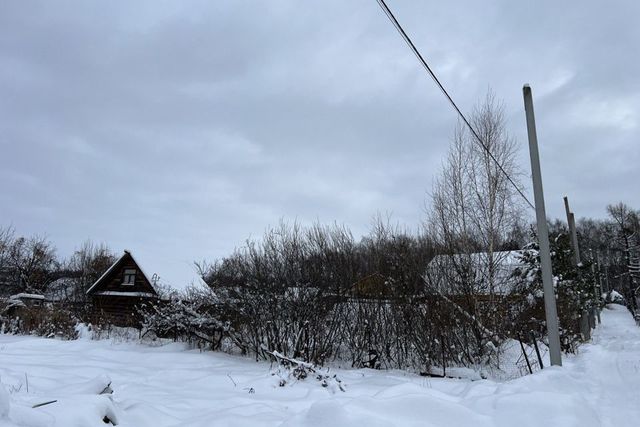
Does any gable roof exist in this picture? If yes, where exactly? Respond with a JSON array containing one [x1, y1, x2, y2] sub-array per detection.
[[86, 250, 157, 296]]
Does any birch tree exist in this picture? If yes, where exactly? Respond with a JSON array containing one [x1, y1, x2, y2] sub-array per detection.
[[427, 91, 524, 361]]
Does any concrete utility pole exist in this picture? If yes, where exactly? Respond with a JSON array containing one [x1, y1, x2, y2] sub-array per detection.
[[591, 251, 602, 324], [523, 85, 562, 367], [563, 196, 581, 266], [565, 196, 600, 330]]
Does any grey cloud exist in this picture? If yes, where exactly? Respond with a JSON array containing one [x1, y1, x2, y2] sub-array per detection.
[[1, 0, 638, 286]]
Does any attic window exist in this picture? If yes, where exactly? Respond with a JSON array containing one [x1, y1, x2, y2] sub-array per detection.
[[123, 269, 136, 286]]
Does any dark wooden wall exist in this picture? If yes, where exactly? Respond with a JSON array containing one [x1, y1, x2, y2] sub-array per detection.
[[91, 295, 153, 327]]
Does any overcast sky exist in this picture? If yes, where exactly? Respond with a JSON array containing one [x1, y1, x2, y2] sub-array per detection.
[[1, 1, 638, 287]]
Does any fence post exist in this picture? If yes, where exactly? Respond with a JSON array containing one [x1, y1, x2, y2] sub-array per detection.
[[592, 252, 602, 324], [441, 333, 447, 377], [518, 335, 533, 374], [530, 331, 544, 369], [580, 310, 591, 341]]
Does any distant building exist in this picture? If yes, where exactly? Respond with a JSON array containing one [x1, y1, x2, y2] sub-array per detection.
[[348, 273, 391, 299], [425, 250, 527, 296], [2, 293, 46, 318], [86, 250, 158, 326]]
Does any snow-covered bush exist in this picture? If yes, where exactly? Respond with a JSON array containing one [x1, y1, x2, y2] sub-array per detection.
[[139, 297, 232, 350], [267, 350, 345, 393], [603, 290, 625, 305], [0, 304, 77, 339]]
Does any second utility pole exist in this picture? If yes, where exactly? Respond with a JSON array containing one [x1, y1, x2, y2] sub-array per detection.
[[563, 196, 581, 266], [523, 84, 562, 367]]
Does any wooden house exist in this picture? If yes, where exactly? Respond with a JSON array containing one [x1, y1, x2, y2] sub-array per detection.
[[86, 250, 158, 326]]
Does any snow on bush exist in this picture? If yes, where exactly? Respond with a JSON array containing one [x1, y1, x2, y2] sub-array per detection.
[[139, 298, 232, 350], [267, 350, 346, 393], [74, 323, 93, 340], [604, 290, 625, 305]]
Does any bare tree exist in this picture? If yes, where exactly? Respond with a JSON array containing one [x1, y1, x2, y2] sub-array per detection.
[[63, 240, 117, 302], [0, 226, 16, 296], [430, 93, 523, 259], [426, 91, 524, 363], [5, 234, 57, 294], [606, 202, 640, 310], [0, 226, 14, 268]]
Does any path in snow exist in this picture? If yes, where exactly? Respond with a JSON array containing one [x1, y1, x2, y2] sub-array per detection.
[[1, 304, 639, 426], [570, 305, 640, 427]]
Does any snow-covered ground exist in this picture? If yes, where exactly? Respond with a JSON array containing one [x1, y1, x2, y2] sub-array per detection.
[[1, 304, 639, 426]]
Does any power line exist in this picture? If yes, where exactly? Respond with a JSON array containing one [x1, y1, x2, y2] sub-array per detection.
[[375, 0, 536, 210]]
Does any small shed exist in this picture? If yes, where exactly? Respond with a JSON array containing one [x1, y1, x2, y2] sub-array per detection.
[[7, 293, 46, 307], [86, 250, 158, 326], [1, 293, 46, 327]]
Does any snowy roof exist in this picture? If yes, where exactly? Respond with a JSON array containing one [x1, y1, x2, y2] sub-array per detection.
[[425, 250, 528, 294], [9, 293, 46, 301], [93, 291, 156, 298], [428, 250, 525, 267]]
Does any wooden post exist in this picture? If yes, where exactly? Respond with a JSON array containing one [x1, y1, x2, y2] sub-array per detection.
[[523, 84, 562, 367]]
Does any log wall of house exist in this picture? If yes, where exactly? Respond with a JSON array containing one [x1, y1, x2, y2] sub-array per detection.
[[91, 295, 153, 327]]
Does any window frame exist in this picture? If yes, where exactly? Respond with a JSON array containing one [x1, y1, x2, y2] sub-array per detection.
[[122, 268, 137, 286]]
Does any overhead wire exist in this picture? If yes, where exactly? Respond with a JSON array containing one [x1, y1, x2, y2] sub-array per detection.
[[375, 0, 536, 210]]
